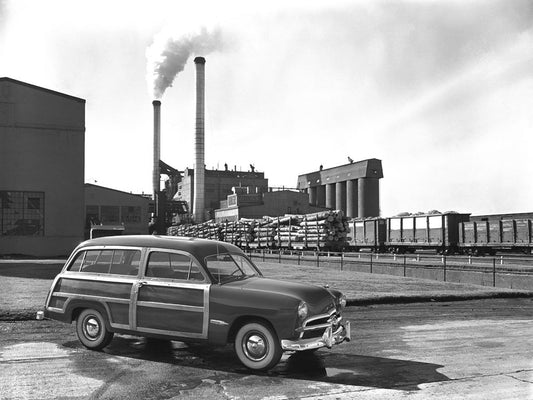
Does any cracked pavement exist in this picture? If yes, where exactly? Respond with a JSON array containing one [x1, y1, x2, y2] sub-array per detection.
[[1, 298, 532, 399]]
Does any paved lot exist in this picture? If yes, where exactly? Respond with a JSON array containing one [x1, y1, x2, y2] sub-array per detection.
[[1, 260, 532, 398], [1, 299, 532, 399]]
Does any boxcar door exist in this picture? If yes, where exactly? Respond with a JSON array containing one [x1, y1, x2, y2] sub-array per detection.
[[132, 249, 209, 339]]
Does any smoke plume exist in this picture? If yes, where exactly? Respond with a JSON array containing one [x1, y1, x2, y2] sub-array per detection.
[[146, 26, 222, 99]]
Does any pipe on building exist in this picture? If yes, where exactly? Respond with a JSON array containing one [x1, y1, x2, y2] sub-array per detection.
[[346, 179, 358, 218], [358, 177, 380, 217], [335, 181, 346, 213], [193, 56, 206, 223], [325, 183, 335, 209], [308, 187, 317, 206], [152, 100, 161, 217]]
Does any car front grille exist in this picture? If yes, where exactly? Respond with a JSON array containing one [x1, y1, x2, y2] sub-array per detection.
[[298, 309, 343, 339]]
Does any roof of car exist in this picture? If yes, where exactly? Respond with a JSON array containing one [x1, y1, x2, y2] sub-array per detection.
[[76, 235, 243, 260]]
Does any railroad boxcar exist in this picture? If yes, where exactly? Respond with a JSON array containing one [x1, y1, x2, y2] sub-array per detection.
[[347, 218, 386, 252], [459, 219, 533, 254], [386, 212, 470, 254]]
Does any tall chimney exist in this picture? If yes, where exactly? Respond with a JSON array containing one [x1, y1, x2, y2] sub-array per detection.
[[193, 56, 206, 223], [152, 100, 161, 218]]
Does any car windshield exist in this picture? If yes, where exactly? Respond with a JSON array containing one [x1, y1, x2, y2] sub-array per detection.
[[204, 253, 261, 284]]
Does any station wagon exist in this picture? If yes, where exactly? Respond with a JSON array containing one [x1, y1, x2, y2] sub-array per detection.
[[42, 235, 350, 370]]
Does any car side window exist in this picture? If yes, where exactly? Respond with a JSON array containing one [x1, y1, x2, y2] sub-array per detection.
[[146, 251, 204, 281], [109, 250, 141, 275], [80, 250, 104, 272], [68, 251, 85, 272], [68, 249, 140, 276]]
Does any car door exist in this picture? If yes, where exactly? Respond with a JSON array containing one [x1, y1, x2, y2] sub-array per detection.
[[55, 247, 142, 331], [132, 248, 210, 339]]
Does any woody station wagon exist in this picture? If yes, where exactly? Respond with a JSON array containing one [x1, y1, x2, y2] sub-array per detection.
[[43, 235, 350, 370]]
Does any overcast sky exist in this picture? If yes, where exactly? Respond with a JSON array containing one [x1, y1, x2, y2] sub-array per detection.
[[1, 0, 532, 217]]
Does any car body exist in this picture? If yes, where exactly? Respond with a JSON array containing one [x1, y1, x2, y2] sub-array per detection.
[[42, 235, 350, 370]]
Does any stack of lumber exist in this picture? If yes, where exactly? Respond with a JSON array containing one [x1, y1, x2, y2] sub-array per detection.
[[292, 210, 350, 250], [220, 219, 255, 246], [167, 220, 222, 240], [251, 217, 277, 248], [167, 210, 351, 250], [271, 215, 301, 248]]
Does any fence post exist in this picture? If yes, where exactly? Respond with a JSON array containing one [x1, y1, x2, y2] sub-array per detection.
[[298, 252, 301, 265], [370, 253, 373, 274], [443, 255, 447, 282], [493, 258, 496, 287], [403, 255, 406, 277], [316, 252, 320, 268], [340, 252, 344, 271], [278, 249, 281, 263], [262, 249, 265, 262]]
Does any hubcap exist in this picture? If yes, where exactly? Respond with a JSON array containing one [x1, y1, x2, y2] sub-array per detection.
[[244, 334, 267, 361], [85, 317, 101, 339]]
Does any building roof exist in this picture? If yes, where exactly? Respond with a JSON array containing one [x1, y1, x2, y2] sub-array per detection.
[[297, 158, 384, 189], [84, 183, 150, 201], [0, 77, 86, 103]]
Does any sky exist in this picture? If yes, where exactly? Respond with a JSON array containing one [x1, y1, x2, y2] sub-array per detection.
[[1, 0, 532, 217]]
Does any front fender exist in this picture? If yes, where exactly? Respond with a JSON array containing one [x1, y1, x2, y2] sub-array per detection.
[[208, 285, 300, 345]]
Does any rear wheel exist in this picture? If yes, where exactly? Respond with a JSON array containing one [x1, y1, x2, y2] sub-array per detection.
[[76, 308, 114, 350], [234, 322, 282, 371]]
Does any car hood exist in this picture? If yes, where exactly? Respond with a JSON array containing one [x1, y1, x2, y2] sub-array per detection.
[[228, 277, 338, 314]]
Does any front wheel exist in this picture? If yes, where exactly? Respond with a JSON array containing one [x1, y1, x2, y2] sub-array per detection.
[[234, 322, 282, 371], [76, 308, 114, 350]]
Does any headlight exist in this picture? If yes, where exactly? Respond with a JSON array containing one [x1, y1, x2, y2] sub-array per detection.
[[297, 301, 308, 321], [339, 294, 347, 309]]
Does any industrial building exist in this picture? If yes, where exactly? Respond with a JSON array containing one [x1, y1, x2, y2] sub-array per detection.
[[297, 158, 383, 218], [214, 188, 328, 222], [173, 167, 269, 221], [84, 184, 150, 237], [0, 77, 85, 256]]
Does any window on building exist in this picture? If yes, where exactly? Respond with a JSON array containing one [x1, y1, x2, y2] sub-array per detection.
[[100, 206, 120, 223], [85, 205, 100, 228], [0, 191, 44, 236], [121, 206, 141, 224]]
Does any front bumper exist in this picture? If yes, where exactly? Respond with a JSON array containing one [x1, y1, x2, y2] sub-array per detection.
[[281, 320, 351, 351]]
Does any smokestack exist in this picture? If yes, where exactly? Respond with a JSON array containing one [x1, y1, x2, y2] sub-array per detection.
[[152, 100, 161, 217], [193, 56, 206, 223]]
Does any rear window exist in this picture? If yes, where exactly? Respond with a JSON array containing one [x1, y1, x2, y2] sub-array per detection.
[[68, 249, 141, 276]]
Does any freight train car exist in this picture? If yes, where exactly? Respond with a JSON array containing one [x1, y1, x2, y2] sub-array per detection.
[[459, 219, 533, 255], [346, 218, 386, 252], [385, 212, 470, 254]]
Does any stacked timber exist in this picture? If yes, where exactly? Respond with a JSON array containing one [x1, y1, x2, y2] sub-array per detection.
[[252, 217, 277, 248], [167, 210, 351, 250], [168, 221, 222, 240], [293, 210, 350, 250], [221, 219, 255, 246], [271, 215, 302, 248]]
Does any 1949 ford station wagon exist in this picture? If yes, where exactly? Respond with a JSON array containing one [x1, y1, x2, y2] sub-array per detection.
[[42, 235, 350, 370]]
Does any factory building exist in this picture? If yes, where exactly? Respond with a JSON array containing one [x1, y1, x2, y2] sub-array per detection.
[[174, 167, 269, 221], [0, 77, 85, 256], [297, 159, 383, 218], [214, 188, 328, 223], [84, 184, 150, 237]]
